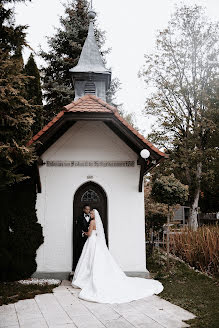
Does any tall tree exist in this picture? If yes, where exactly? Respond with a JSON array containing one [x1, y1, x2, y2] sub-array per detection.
[[0, 0, 37, 189], [24, 53, 44, 135], [199, 80, 219, 213], [40, 0, 90, 117], [0, 0, 44, 282], [24, 53, 42, 105], [140, 5, 219, 230], [40, 0, 119, 124]]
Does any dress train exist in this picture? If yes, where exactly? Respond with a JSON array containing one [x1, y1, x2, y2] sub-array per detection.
[[72, 229, 164, 304]]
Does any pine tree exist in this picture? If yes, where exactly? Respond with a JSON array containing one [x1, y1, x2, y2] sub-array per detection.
[[0, 0, 37, 189], [0, 0, 44, 281], [24, 53, 43, 105], [24, 53, 44, 135], [40, 0, 118, 124]]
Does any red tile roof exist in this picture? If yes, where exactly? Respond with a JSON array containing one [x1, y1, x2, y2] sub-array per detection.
[[27, 95, 167, 158], [64, 95, 113, 113]]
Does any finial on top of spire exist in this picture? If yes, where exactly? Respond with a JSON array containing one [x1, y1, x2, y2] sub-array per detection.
[[87, 9, 96, 20], [88, 0, 95, 20]]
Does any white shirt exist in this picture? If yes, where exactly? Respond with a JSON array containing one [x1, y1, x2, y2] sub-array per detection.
[[84, 213, 90, 222]]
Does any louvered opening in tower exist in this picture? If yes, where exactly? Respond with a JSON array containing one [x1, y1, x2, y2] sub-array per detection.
[[84, 81, 96, 95]]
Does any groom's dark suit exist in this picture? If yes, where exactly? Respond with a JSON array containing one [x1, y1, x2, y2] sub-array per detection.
[[77, 212, 91, 244]]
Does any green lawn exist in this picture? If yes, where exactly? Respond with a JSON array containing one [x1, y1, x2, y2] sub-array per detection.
[[148, 248, 219, 328], [0, 281, 60, 306]]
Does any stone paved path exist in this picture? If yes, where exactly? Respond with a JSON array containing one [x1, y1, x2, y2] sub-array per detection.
[[0, 281, 196, 328]]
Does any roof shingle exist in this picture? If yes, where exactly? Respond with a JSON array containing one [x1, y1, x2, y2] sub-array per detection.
[[27, 95, 167, 158]]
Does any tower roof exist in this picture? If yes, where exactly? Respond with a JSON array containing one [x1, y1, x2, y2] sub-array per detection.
[[69, 15, 110, 75]]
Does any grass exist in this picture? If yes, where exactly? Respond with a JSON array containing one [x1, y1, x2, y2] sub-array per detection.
[[148, 248, 219, 328], [0, 281, 60, 306]]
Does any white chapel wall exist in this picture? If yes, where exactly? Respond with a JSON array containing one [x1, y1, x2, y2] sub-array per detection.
[[35, 121, 146, 274]]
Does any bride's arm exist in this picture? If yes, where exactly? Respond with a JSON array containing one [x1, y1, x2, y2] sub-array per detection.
[[84, 220, 95, 237]]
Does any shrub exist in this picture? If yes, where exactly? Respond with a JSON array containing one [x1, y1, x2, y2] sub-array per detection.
[[169, 226, 219, 277], [0, 177, 44, 281]]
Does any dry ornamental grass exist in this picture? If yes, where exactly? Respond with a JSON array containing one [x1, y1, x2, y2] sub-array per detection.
[[169, 226, 219, 277]]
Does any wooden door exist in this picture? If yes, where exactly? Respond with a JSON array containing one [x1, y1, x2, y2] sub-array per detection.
[[73, 182, 108, 270]]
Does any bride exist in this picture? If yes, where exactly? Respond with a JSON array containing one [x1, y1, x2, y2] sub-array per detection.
[[72, 209, 164, 303]]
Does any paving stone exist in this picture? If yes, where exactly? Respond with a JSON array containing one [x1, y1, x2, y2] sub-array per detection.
[[122, 312, 165, 328], [52, 288, 90, 319], [110, 302, 141, 316], [0, 313, 19, 328], [0, 304, 15, 315], [70, 313, 105, 328], [60, 280, 72, 286], [53, 290, 78, 305], [67, 287, 81, 297], [19, 318, 48, 328], [104, 316, 137, 328], [0, 304, 19, 328], [52, 286, 69, 292], [0, 284, 196, 328], [65, 303, 92, 318], [49, 324, 77, 328], [35, 293, 73, 326], [143, 296, 196, 321], [130, 298, 190, 328], [79, 299, 121, 325], [0, 326, 19, 328], [15, 298, 43, 322]]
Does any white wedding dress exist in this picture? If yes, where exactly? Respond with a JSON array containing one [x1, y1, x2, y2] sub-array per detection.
[[72, 209, 163, 303]]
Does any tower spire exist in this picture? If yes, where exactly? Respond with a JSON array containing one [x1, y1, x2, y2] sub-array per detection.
[[69, 8, 111, 101]]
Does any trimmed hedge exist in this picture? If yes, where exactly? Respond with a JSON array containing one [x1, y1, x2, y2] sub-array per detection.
[[0, 176, 44, 281]]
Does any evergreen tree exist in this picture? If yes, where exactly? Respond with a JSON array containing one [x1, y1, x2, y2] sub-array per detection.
[[0, 176, 44, 281], [0, 0, 37, 189], [24, 53, 43, 105], [40, 0, 119, 124], [0, 0, 44, 281], [24, 53, 44, 135]]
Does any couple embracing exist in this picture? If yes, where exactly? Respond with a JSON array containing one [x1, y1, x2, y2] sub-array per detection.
[[72, 204, 163, 304], [77, 204, 93, 242]]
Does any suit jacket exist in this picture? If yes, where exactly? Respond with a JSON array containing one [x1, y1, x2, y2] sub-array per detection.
[[77, 213, 91, 235]]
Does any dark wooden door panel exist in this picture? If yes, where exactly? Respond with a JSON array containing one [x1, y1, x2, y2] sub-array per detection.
[[73, 182, 108, 270]]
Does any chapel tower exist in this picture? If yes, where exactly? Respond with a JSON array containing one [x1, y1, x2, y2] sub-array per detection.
[[69, 10, 111, 101]]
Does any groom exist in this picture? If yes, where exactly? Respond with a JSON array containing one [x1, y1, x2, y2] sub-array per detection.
[[78, 204, 91, 245]]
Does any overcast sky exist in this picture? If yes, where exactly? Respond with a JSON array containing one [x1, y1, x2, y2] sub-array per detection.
[[14, 0, 219, 135]]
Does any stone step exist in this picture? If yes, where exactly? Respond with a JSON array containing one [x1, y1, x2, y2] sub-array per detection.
[[60, 280, 72, 286]]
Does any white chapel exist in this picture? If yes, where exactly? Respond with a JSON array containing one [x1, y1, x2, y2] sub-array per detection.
[[28, 10, 167, 280]]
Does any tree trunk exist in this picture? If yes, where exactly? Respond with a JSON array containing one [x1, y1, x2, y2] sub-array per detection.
[[189, 162, 202, 231], [166, 205, 170, 270]]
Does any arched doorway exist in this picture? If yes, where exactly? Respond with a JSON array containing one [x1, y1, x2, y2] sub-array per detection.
[[73, 182, 108, 270]]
